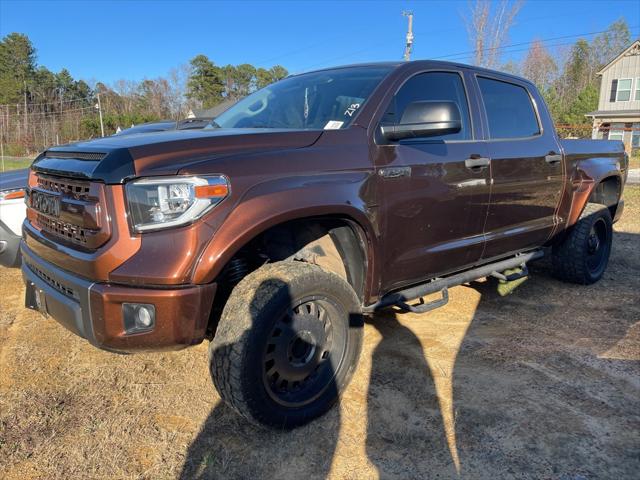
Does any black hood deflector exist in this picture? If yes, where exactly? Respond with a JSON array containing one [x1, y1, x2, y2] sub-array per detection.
[[32, 147, 136, 183], [31, 128, 323, 183]]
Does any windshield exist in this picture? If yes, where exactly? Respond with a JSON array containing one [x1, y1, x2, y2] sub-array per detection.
[[210, 66, 393, 130]]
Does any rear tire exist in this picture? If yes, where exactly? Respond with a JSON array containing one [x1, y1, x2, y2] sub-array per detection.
[[209, 261, 363, 429], [552, 203, 613, 285]]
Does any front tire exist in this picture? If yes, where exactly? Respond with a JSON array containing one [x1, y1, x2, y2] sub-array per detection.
[[552, 203, 613, 285], [209, 261, 363, 428]]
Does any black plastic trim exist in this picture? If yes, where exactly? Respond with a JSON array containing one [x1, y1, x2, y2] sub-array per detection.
[[21, 242, 96, 342], [32, 147, 136, 184]]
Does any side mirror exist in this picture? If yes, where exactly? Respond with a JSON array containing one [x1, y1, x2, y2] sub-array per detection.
[[381, 100, 462, 141]]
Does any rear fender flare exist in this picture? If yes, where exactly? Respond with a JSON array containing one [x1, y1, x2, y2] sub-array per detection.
[[566, 159, 623, 229]]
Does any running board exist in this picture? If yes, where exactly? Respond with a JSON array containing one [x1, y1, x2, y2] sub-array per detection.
[[396, 288, 450, 314], [362, 250, 544, 314]]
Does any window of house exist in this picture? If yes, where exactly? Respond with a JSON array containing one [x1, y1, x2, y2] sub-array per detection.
[[635, 78, 640, 101], [477, 76, 540, 139], [632, 123, 640, 148], [608, 123, 624, 141], [616, 79, 632, 101]]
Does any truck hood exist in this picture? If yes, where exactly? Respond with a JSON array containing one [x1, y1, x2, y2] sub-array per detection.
[[32, 128, 323, 183]]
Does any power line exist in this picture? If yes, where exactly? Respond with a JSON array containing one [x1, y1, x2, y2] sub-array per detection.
[[432, 26, 640, 60], [442, 31, 639, 64], [0, 95, 95, 110], [259, 10, 595, 71], [443, 40, 590, 63], [1, 106, 98, 118], [295, 24, 638, 73]]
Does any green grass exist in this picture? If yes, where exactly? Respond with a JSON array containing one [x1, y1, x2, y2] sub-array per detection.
[[630, 151, 640, 170], [1, 156, 33, 172]]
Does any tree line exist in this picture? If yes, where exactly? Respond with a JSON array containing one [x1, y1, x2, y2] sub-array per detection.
[[0, 33, 287, 155], [0, 6, 634, 155], [511, 20, 630, 137], [465, 1, 631, 137]]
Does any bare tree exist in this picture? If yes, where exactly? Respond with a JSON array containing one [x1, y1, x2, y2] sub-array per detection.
[[464, 0, 524, 68], [521, 40, 558, 92], [167, 64, 190, 118], [465, 0, 490, 67]]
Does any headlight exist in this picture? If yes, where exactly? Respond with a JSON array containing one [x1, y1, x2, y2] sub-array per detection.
[[125, 175, 229, 232]]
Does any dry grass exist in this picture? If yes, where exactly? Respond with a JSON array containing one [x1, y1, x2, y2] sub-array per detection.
[[1, 187, 639, 479], [629, 151, 640, 170]]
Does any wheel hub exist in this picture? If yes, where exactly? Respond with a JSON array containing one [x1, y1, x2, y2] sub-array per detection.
[[288, 331, 317, 366], [588, 232, 600, 253], [262, 297, 347, 407], [585, 217, 610, 275]]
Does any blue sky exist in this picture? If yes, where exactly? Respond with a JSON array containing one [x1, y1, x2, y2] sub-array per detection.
[[1, 0, 639, 84]]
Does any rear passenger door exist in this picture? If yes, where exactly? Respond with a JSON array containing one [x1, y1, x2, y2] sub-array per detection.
[[475, 75, 564, 260]]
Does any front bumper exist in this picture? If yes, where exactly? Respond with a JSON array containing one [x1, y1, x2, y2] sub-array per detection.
[[0, 219, 21, 268], [21, 243, 216, 352]]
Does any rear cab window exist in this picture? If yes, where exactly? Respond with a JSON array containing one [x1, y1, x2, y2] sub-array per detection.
[[382, 71, 472, 141], [477, 76, 540, 139]]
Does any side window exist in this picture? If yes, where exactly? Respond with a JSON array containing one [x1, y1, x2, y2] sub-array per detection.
[[384, 71, 471, 141], [477, 77, 540, 139], [615, 79, 632, 101]]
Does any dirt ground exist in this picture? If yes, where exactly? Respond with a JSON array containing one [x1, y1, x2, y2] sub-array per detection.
[[1, 188, 639, 480]]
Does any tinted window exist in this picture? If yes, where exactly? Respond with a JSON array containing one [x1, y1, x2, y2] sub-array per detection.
[[478, 77, 540, 139], [383, 71, 471, 141]]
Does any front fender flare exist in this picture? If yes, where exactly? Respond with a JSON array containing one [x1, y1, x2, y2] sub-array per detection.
[[191, 173, 381, 299]]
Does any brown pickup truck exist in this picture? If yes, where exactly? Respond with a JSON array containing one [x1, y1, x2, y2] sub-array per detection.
[[21, 61, 628, 428]]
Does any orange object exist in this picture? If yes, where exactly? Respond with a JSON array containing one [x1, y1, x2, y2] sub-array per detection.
[[2, 189, 25, 200], [194, 184, 228, 198]]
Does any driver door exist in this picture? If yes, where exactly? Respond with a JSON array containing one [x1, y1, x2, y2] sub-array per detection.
[[374, 70, 491, 292]]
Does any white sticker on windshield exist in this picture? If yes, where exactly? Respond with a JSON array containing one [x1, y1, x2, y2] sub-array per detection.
[[324, 120, 344, 130]]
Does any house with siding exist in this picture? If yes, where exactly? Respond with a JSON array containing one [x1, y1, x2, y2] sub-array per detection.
[[586, 39, 640, 151]]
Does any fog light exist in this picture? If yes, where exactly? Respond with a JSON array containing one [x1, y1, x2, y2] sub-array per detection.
[[122, 303, 156, 333]]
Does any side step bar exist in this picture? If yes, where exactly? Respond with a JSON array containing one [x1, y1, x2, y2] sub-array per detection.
[[362, 250, 544, 314]]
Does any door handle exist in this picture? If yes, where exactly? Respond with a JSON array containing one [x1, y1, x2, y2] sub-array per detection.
[[465, 157, 490, 170], [545, 154, 562, 165]]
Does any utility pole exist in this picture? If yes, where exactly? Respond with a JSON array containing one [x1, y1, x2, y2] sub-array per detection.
[[403, 11, 414, 61], [96, 93, 105, 137], [23, 80, 28, 133]]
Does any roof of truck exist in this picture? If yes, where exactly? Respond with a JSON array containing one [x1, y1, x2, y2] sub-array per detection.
[[298, 59, 535, 88]]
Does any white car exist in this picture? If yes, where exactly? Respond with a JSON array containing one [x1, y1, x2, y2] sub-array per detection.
[[0, 168, 28, 267]]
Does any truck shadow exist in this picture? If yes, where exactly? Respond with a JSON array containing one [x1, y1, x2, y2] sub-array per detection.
[[180, 231, 639, 479], [179, 277, 348, 480], [447, 241, 640, 478]]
